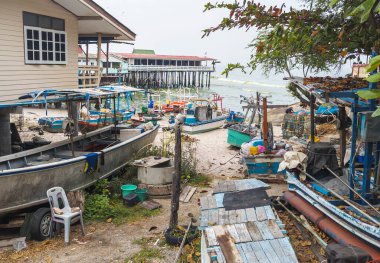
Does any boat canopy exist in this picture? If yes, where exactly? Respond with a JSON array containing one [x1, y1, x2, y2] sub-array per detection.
[[0, 86, 143, 109]]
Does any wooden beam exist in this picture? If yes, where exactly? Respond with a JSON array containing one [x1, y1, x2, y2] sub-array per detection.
[[77, 16, 103, 20]]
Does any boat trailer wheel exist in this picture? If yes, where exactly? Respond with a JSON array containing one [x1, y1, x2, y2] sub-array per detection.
[[30, 207, 51, 241]]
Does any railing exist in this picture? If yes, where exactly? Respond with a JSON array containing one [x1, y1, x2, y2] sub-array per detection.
[[127, 65, 214, 72], [78, 66, 102, 88]]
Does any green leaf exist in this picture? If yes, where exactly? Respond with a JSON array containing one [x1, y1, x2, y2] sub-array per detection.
[[349, 0, 376, 23], [366, 55, 380, 73], [375, 2, 380, 13], [357, 89, 380, 100], [357, 89, 380, 99], [366, 73, 380, 83], [372, 107, 380, 117], [329, 0, 339, 7]]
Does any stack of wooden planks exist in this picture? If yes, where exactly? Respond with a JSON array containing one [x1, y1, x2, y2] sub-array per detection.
[[200, 179, 298, 263]]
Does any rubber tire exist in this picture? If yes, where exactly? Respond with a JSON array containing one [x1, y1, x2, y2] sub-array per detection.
[[164, 226, 198, 246], [29, 207, 52, 241]]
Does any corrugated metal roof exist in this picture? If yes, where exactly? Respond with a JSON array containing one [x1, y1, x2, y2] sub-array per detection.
[[133, 49, 155, 55], [116, 53, 216, 61]]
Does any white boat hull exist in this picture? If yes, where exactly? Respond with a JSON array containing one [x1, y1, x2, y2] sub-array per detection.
[[182, 119, 225, 134]]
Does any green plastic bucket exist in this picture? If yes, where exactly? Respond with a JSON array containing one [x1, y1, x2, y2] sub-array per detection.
[[135, 188, 148, 202], [121, 184, 137, 198]]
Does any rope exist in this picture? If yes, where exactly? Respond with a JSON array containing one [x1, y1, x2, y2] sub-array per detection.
[[205, 152, 240, 173]]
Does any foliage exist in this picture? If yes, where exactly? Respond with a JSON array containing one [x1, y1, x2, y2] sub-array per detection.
[[340, 0, 380, 117], [84, 180, 159, 224], [126, 248, 164, 263], [203, 0, 380, 77]]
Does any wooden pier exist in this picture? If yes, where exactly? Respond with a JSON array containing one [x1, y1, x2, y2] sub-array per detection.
[[115, 51, 216, 89], [199, 179, 298, 263]]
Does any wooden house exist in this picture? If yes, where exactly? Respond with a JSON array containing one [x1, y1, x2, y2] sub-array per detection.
[[0, 0, 135, 156]]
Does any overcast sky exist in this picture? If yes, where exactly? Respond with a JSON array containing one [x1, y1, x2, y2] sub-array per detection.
[[94, 0, 299, 68]]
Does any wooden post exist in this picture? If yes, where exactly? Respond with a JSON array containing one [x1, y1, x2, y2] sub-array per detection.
[[67, 101, 79, 137], [256, 92, 262, 124], [106, 41, 109, 75], [169, 122, 182, 229], [85, 43, 89, 65], [338, 106, 347, 168], [97, 33, 102, 67], [113, 95, 117, 141], [262, 97, 268, 151], [310, 95, 315, 143]]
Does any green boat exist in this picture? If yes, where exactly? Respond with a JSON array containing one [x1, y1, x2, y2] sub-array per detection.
[[227, 128, 251, 148], [227, 126, 258, 148]]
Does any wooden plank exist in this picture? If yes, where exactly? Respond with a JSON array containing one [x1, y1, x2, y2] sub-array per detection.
[[217, 181, 228, 193], [200, 196, 209, 210], [235, 209, 248, 223], [214, 181, 223, 194], [247, 178, 269, 189], [183, 186, 197, 203], [205, 227, 219, 247], [242, 243, 259, 263], [208, 209, 219, 226], [179, 186, 192, 202], [214, 225, 244, 263], [255, 221, 274, 240], [245, 208, 257, 222], [214, 246, 226, 263], [226, 180, 237, 192], [249, 241, 270, 262], [214, 193, 224, 208], [228, 210, 237, 225], [278, 237, 298, 263], [226, 224, 240, 243], [259, 240, 282, 263], [218, 208, 227, 225], [236, 243, 249, 263], [256, 206, 268, 221], [269, 239, 287, 261], [267, 219, 284, 239], [246, 221, 263, 241], [200, 210, 210, 228], [263, 205, 276, 220], [234, 223, 252, 243], [208, 196, 217, 210]]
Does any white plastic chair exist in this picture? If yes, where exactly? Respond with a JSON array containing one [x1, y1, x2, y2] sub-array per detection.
[[46, 187, 85, 244]]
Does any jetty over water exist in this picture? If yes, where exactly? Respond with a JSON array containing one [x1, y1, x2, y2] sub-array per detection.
[[116, 50, 216, 88]]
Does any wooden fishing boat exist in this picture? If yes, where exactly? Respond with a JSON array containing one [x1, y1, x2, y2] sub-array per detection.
[[0, 124, 159, 217], [78, 110, 133, 132], [38, 117, 66, 133], [227, 125, 258, 148], [286, 172, 380, 252], [182, 98, 226, 134], [182, 116, 226, 134]]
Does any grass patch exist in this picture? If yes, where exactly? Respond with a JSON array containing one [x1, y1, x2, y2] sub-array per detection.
[[187, 173, 211, 187], [126, 248, 164, 263], [132, 237, 156, 246], [84, 194, 160, 225]]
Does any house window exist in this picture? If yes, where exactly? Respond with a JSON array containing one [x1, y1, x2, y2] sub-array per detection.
[[23, 12, 66, 64]]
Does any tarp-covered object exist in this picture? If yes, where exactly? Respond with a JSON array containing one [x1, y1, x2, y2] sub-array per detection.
[[306, 143, 340, 178], [326, 243, 372, 263]]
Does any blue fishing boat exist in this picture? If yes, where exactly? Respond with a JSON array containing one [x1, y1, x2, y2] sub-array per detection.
[[38, 117, 66, 133], [182, 99, 227, 134]]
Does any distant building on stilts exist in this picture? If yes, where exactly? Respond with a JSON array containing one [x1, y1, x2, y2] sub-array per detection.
[[116, 49, 216, 89]]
